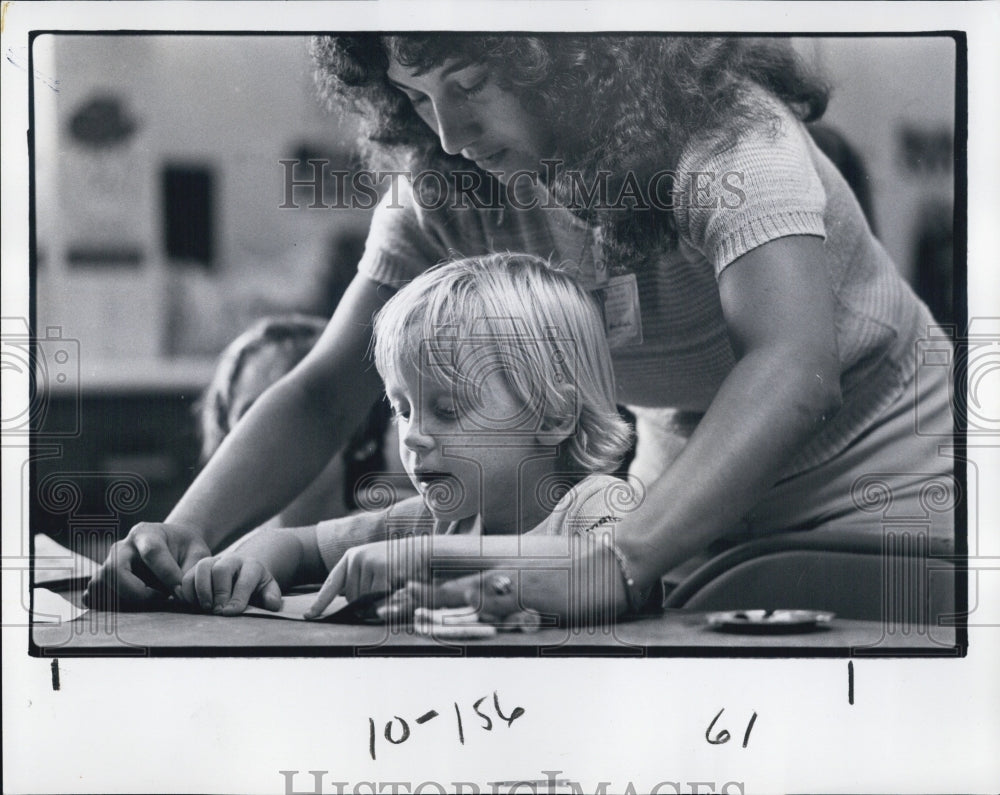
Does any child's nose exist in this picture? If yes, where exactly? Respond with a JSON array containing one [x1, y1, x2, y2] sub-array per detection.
[[401, 415, 435, 452]]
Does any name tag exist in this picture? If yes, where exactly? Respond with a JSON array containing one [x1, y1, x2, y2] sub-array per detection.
[[594, 272, 643, 349]]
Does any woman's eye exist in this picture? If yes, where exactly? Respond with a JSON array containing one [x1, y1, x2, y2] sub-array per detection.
[[396, 87, 428, 107], [458, 76, 488, 98], [390, 405, 410, 422]]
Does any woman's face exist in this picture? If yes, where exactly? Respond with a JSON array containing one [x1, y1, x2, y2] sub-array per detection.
[[386, 55, 554, 182]]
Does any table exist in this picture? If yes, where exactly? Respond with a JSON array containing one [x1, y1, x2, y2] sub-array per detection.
[[31, 588, 960, 657]]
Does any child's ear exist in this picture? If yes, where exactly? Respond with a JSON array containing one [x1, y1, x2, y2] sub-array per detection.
[[535, 385, 579, 447]]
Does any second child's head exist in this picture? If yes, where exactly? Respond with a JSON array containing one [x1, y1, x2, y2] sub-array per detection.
[[373, 253, 632, 531], [199, 314, 407, 522]]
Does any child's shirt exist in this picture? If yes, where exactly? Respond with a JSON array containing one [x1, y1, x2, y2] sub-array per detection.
[[315, 473, 636, 572]]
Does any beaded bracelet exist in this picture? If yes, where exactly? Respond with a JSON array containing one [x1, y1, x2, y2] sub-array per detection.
[[600, 535, 649, 614]]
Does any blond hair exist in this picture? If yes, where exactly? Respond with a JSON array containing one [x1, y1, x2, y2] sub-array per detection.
[[373, 253, 632, 474]]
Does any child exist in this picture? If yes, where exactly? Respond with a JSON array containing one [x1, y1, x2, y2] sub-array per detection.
[[177, 253, 636, 619], [198, 314, 410, 532]]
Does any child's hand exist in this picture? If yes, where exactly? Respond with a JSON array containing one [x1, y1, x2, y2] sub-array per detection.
[[304, 537, 429, 619], [178, 554, 283, 615]]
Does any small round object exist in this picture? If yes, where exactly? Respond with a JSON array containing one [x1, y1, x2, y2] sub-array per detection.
[[489, 574, 513, 596], [706, 609, 835, 634]]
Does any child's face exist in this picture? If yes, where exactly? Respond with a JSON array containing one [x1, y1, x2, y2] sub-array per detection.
[[385, 358, 558, 531]]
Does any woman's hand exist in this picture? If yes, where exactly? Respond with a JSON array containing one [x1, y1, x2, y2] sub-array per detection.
[[177, 554, 283, 615], [304, 536, 431, 618], [438, 548, 629, 625], [353, 533, 631, 626], [83, 522, 211, 608]]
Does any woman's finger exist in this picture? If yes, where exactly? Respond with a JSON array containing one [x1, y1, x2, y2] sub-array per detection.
[[453, 571, 526, 623], [83, 546, 163, 608], [435, 577, 480, 609], [132, 527, 185, 593]]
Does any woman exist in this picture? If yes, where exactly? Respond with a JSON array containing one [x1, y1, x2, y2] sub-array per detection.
[[86, 35, 953, 619]]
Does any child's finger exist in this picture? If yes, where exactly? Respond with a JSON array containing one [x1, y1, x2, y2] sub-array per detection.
[[345, 557, 365, 602], [192, 557, 217, 612], [256, 577, 283, 612], [179, 540, 211, 576], [219, 561, 264, 615], [359, 559, 389, 601], [177, 566, 199, 606], [210, 558, 240, 612], [304, 559, 346, 619]]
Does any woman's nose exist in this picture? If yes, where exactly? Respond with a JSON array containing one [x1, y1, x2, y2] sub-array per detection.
[[432, 100, 478, 157]]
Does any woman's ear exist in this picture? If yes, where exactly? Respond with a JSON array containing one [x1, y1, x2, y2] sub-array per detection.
[[534, 385, 580, 447]]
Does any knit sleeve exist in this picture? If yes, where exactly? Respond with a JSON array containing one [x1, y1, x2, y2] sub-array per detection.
[[674, 97, 827, 277], [357, 176, 452, 287]]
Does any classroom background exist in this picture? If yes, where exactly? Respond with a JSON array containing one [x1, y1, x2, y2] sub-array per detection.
[[29, 35, 958, 548]]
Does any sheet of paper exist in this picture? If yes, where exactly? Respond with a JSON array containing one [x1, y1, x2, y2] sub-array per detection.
[[241, 592, 348, 621], [32, 587, 89, 624], [32, 533, 99, 584]]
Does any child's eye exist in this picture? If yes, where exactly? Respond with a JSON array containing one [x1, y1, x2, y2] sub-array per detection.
[[434, 404, 459, 421], [389, 405, 410, 422]]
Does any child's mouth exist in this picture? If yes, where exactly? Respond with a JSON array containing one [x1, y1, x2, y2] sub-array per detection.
[[414, 471, 454, 489], [412, 472, 465, 511]]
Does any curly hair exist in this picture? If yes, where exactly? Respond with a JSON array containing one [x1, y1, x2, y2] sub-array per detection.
[[310, 34, 829, 264]]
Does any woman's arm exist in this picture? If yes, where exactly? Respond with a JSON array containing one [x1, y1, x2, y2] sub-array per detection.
[[85, 273, 392, 606], [169, 274, 391, 542], [430, 235, 843, 621], [614, 234, 842, 590]]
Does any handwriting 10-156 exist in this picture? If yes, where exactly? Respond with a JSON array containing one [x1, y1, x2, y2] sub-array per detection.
[[369, 692, 525, 760]]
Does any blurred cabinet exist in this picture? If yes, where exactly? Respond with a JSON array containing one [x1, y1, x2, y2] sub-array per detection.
[[32, 370, 211, 561]]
